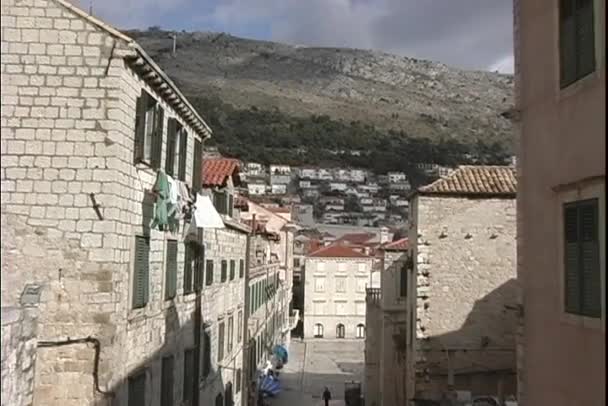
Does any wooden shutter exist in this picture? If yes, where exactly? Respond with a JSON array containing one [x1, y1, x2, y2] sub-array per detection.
[[236, 369, 241, 393], [228, 194, 234, 217], [218, 322, 225, 361], [576, 0, 595, 79], [580, 200, 600, 317], [239, 259, 244, 278], [184, 243, 193, 294], [399, 263, 407, 297], [202, 330, 211, 378], [560, 0, 577, 87], [183, 349, 195, 404], [205, 259, 214, 286], [151, 105, 164, 169], [564, 203, 580, 313], [165, 240, 178, 300], [133, 236, 150, 309], [165, 118, 177, 176], [161, 356, 174, 406], [230, 260, 235, 281], [192, 139, 202, 193], [178, 128, 188, 181], [221, 260, 227, 282], [128, 371, 146, 406], [134, 90, 148, 163]]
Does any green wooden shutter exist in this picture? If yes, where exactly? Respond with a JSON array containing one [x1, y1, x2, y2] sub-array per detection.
[[218, 322, 225, 361], [192, 139, 202, 193], [575, 0, 595, 79], [560, 0, 577, 87], [184, 243, 193, 294], [178, 128, 188, 181], [134, 90, 148, 163], [165, 240, 178, 300], [221, 260, 227, 282], [205, 259, 214, 286], [202, 330, 211, 378], [194, 248, 204, 291], [128, 371, 146, 406], [151, 105, 164, 169], [230, 260, 235, 281], [161, 356, 174, 406], [228, 194, 234, 217], [564, 204, 581, 314], [165, 118, 177, 176], [580, 200, 600, 317], [133, 236, 150, 309], [239, 259, 244, 278]]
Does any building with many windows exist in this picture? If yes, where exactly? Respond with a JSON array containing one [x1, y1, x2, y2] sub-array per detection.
[[303, 245, 375, 339], [514, 0, 605, 404]]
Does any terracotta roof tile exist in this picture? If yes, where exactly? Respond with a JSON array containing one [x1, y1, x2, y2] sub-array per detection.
[[334, 232, 376, 245], [382, 238, 409, 251], [418, 165, 516, 196], [202, 158, 240, 187], [308, 244, 370, 258]]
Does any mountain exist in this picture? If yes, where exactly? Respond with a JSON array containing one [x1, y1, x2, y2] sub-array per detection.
[[126, 29, 515, 173]]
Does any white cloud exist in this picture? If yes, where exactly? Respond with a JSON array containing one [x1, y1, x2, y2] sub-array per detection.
[[488, 54, 514, 74]]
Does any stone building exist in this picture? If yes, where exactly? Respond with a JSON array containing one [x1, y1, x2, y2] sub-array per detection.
[[364, 238, 410, 406], [0, 1, 252, 406], [515, 0, 606, 405], [303, 245, 375, 340], [407, 166, 519, 403]]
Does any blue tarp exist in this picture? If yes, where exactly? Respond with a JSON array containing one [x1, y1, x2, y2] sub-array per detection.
[[260, 374, 281, 396], [273, 345, 288, 363]]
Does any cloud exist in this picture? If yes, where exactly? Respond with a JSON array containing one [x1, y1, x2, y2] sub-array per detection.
[[78, 0, 514, 72], [488, 54, 515, 74]]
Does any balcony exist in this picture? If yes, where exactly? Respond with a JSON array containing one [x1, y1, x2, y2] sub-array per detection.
[[366, 288, 381, 304]]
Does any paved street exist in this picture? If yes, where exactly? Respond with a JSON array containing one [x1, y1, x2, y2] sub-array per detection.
[[269, 339, 364, 406]]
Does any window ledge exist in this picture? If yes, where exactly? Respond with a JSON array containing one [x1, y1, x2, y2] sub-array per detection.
[[127, 307, 147, 323], [557, 70, 601, 102], [561, 312, 604, 331]]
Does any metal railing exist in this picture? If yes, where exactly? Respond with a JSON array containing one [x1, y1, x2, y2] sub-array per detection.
[[366, 287, 381, 304]]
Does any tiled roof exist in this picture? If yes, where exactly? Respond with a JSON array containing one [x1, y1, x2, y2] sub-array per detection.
[[334, 232, 376, 245], [417, 165, 516, 197], [202, 158, 240, 187], [308, 244, 369, 258], [382, 238, 409, 251]]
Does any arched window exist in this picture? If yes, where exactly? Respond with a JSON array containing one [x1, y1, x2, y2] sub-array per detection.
[[356, 324, 365, 339], [313, 323, 324, 338], [336, 323, 345, 338]]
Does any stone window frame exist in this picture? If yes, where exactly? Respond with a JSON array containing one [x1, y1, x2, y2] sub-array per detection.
[[313, 323, 324, 338], [355, 323, 366, 339], [335, 276, 347, 293], [556, 179, 605, 330], [334, 300, 348, 316], [314, 276, 326, 292]]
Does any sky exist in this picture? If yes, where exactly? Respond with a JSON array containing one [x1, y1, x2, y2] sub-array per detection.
[[77, 0, 514, 74]]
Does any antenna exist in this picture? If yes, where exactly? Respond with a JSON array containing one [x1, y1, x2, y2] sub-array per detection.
[[89, 1, 93, 15], [171, 33, 177, 57]]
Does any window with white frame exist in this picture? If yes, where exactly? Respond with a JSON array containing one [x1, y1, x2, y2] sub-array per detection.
[[313, 323, 324, 338], [335, 301, 347, 315], [356, 324, 366, 339], [356, 278, 367, 293], [335, 277, 347, 293], [313, 301, 326, 315], [314, 277, 325, 292]]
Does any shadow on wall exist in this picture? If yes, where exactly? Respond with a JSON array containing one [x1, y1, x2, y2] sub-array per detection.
[[416, 278, 520, 400], [91, 305, 226, 406]]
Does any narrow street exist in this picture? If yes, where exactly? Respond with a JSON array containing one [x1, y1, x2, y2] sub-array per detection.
[[269, 340, 364, 406]]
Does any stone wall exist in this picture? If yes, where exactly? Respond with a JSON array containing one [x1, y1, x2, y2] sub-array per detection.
[[363, 296, 381, 406], [409, 195, 518, 401], [1, 306, 39, 406]]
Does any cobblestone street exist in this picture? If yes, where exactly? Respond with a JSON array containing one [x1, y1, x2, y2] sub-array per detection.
[[269, 339, 364, 406]]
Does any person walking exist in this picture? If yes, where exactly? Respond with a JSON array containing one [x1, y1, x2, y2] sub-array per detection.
[[322, 387, 332, 406]]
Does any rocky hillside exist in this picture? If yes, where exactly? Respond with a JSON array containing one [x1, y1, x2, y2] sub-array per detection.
[[127, 29, 515, 148]]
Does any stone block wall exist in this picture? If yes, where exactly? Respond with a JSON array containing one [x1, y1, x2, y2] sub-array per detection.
[[1, 306, 39, 406], [409, 195, 518, 400], [363, 298, 381, 406]]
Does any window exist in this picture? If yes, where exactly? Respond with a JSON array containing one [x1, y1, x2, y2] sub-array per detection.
[[225, 382, 233, 406], [313, 323, 324, 338], [314, 277, 325, 292], [221, 260, 228, 282], [165, 240, 178, 300], [214, 191, 228, 215], [192, 138, 202, 193], [313, 301, 326, 315], [336, 323, 345, 339], [564, 199, 601, 317], [237, 310, 243, 343], [165, 119, 188, 181], [236, 369, 242, 393], [202, 329, 211, 378], [355, 301, 366, 316], [215, 393, 224, 406], [338, 262, 347, 271], [356, 324, 365, 339], [559, 0, 596, 88], [183, 243, 198, 294], [335, 277, 347, 293], [128, 370, 146, 406], [218, 321, 225, 361], [358, 262, 367, 272], [132, 236, 150, 309], [194, 250, 204, 292], [183, 349, 195, 405], [227, 316, 234, 353], [205, 259, 214, 286], [239, 259, 244, 278], [356, 278, 367, 293], [230, 260, 236, 281], [161, 356, 174, 406], [294, 258, 300, 268], [399, 263, 407, 298], [134, 90, 163, 168], [335, 301, 347, 315]]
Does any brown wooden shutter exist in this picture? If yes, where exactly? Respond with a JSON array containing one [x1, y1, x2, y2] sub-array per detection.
[[165, 240, 178, 300], [178, 128, 188, 181], [134, 90, 148, 163], [560, 0, 577, 87], [564, 204, 581, 314], [580, 200, 600, 317], [161, 356, 174, 406], [165, 118, 177, 176], [133, 236, 150, 309], [575, 0, 595, 79], [151, 105, 164, 169], [192, 139, 202, 193]]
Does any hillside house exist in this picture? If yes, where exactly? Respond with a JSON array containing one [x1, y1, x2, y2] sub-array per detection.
[[269, 184, 287, 195], [247, 181, 267, 196], [329, 182, 348, 192], [269, 165, 290, 175], [387, 172, 407, 183], [245, 162, 264, 176]]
